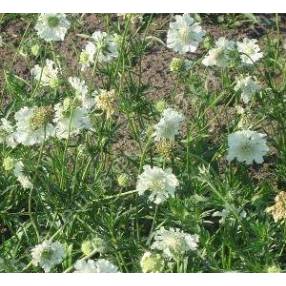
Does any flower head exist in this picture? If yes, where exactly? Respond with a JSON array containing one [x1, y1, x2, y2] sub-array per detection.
[[237, 38, 263, 65], [226, 130, 269, 165], [31, 240, 64, 272], [202, 37, 236, 68], [234, 75, 261, 104], [11, 160, 33, 190], [140, 251, 164, 273], [53, 98, 92, 139], [0, 118, 17, 148], [151, 227, 199, 259], [266, 191, 286, 223], [136, 165, 179, 204], [153, 108, 184, 142], [31, 59, 59, 88], [80, 31, 119, 70], [74, 259, 119, 273], [13, 106, 54, 146], [94, 89, 117, 119], [35, 13, 70, 42], [167, 14, 205, 54], [68, 77, 95, 110]]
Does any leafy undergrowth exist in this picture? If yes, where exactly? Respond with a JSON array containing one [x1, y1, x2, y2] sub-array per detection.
[[0, 13, 286, 273]]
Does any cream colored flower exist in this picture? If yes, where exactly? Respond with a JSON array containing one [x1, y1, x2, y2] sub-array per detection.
[[94, 89, 117, 119], [167, 14, 205, 54], [266, 191, 286, 222], [35, 13, 70, 42]]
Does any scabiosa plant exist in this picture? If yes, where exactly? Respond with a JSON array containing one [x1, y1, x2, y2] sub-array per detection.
[[31, 59, 60, 88], [234, 75, 261, 104], [237, 38, 263, 65], [150, 227, 199, 260], [136, 165, 179, 204], [226, 130, 269, 165], [167, 14, 205, 54], [153, 108, 184, 142], [34, 13, 70, 42], [31, 240, 65, 272]]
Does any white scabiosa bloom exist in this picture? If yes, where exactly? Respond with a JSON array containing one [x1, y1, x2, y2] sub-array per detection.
[[35, 13, 70, 42], [0, 118, 17, 148], [136, 165, 179, 204], [202, 37, 236, 67], [53, 98, 92, 139], [153, 108, 184, 142], [31, 59, 59, 88], [140, 251, 164, 273], [13, 106, 55, 146], [226, 130, 269, 165], [151, 227, 199, 259], [91, 31, 119, 63], [80, 31, 119, 70], [12, 160, 33, 190], [167, 14, 205, 54], [79, 42, 96, 71], [68, 77, 95, 110], [237, 38, 263, 65], [74, 259, 119, 273], [31, 240, 65, 272], [234, 75, 261, 104]]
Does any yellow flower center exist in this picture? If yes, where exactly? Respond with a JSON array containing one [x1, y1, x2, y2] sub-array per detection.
[[30, 106, 53, 131]]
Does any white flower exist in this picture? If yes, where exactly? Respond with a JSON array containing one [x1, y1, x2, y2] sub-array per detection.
[[0, 118, 17, 148], [234, 75, 261, 104], [79, 42, 96, 71], [13, 106, 55, 146], [226, 130, 269, 165], [153, 108, 184, 142], [31, 240, 64, 272], [0, 35, 3, 47], [31, 59, 59, 88], [35, 13, 70, 42], [80, 31, 119, 70], [12, 160, 33, 190], [202, 37, 236, 67], [74, 260, 98, 273], [68, 77, 95, 110], [53, 98, 92, 139], [91, 31, 119, 63], [96, 259, 119, 273], [237, 38, 263, 65], [136, 165, 179, 204], [140, 251, 164, 273], [74, 259, 119, 273], [167, 14, 205, 54], [151, 227, 199, 259]]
